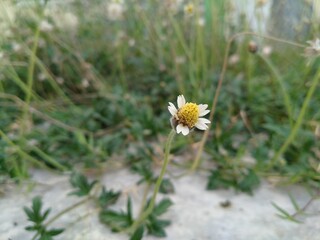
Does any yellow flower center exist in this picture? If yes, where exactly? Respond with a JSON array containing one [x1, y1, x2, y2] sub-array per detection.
[[177, 103, 199, 128], [184, 4, 194, 15]]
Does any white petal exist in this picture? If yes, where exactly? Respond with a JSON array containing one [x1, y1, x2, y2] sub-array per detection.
[[195, 118, 211, 130], [198, 104, 210, 116], [198, 117, 211, 124], [181, 126, 190, 135], [168, 102, 177, 116], [195, 121, 208, 130], [199, 110, 210, 117], [198, 104, 208, 112], [177, 95, 186, 108], [176, 124, 190, 135]]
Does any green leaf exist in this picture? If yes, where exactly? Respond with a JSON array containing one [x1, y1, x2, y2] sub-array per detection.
[[23, 206, 35, 222], [39, 232, 53, 240], [289, 193, 300, 212], [69, 172, 97, 196], [146, 215, 170, 237], [130, 225, 144, 240], [131, 161, 153, 183], [98, 187, 121, 208], [271, 202, 302, 223], [127, 197, 133, 223], [25, 226, 37, 231], [32, 196, 42, 222], [47, 228, 64, 236], [99, 210, 132, 232], [24, 196, 47, 224], [272, 202, 291, 218], [153, 199, 173, 217], [41, 209, 51, 222], [206, 170, 233, 190], [237, 169, 260, 195], [144, 199, 172, 237], [23, 196, 64, 238], [159, 178, 175, 194]]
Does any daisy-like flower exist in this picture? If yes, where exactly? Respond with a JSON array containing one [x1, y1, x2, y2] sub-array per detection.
[[304, 38, 320, 64], [168, 95, 210, 136], [305, 38, 320, 57], [107, 0, 125, 21], [184, 3, 194, 16]]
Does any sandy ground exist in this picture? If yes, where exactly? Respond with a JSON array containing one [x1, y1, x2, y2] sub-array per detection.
[[1, 168, 320, 240]]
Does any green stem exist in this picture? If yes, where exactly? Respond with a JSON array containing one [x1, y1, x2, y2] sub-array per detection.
[[0, 130, 51, 171], [138, 182, 151, 216], [128, 129, 175, 234], [45, 197, 92, 226], [116, 44, 127, 90], [259, 54, 293, 127], [268, 69, 320, 169], [32, 146, 67, 171], [168, 13, 196, 88], [22, 21, 41, 134]]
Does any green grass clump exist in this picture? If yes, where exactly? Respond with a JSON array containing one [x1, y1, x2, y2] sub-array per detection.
[[0, 0, 320, 238]]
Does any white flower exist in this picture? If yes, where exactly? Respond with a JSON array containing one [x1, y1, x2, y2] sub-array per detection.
[[305, 38, 320, 56], [262, 46, 272, 56], [306, 38, 320, 52], [197, 17, 205, 27], [304, 38, 320, 63], [128, 38, 135, 47], [53, 12, 79, 31], [81, 78, 90, 88], [40, 20, 53, 32], [38, 73, 46, 82], [12, 42, 21, 52], [228, 54, 240, 65], [107, 2, 125, 21], [175, 56, 186, 65], [168, 95, 210, 136], [165, 0, 184, 13], [184, 3, 194, 16]]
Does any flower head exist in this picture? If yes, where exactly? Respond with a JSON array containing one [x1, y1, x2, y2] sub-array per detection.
[[107, 1, 125, 21], [184, 3, 194, 16], [304, 38, 320, 64], [168, 95, 210, 135], [40, 20, 53, 32], [305, 38, 320, 57]]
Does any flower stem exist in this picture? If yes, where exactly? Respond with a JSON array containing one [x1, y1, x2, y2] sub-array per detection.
[[128, 129, 175, 234]]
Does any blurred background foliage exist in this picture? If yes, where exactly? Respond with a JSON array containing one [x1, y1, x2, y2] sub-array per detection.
[[0, 0, 319, 192]]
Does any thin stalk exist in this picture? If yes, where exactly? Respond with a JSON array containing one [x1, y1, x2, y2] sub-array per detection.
[[34, 56, 73, 105], [32, 146, 67, 171], [268, 69, 320, 169], [0, 93, 89, 135], [167, 13, 197, 88], [116, 44, 128, 90], [190, 31, 306, 172], [0, 130, 51, 171], [0, 79, 3, 92], [138, 182, 152, 216], [11, 156, 24, 178], [46, 197, 92, 226], [22, 22, 41, 134], [259, 54, 293, 127], [128, 129, 175, 234], [5, 65, 41, 101]]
